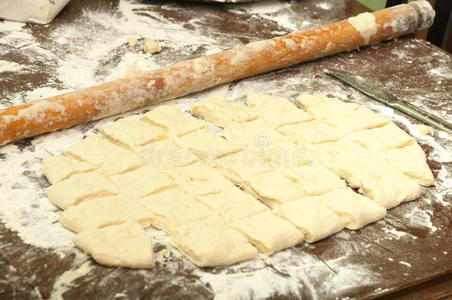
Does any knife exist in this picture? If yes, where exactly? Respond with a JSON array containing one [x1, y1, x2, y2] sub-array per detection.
[[324, 68, 452, 134]]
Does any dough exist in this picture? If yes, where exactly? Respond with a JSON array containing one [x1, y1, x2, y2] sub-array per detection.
[[278, 120, 344, 145], [191, 94, 259, 127], [143, 40, 162, 54], [110, 164, 175, 198], [142, 105, 206, 137], [73, 221, 155, 269], [347, 12, 377, 44], [259, 141, 316, 168], [231, 211, 304, 255], [65, 136, 144, 176], [46, 172, 118, 210], [165, 163, 233, 196], [283, 164, 346, 196], [416, 124, 434, 136], [222, 119, 285, 148], [170, 216, 257, 267], [42, 155, 98, 184], [319, 189, 386, 230], [174, 129, 242, 161], [276, 198, 345, 242], [297, 93, 359, 119], [60, 195, 154, 233], [138, 139, 199, 170], [381, 143, 434, 186], [139, 188, 212, 233], [100, 116, 167, 151], [246, 93, 313, 128], [196, 186, 268, 223], [322, 107, 389, 134]]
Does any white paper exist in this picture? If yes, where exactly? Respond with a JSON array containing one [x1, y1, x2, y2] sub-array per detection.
[[0, 0, 70, 24]]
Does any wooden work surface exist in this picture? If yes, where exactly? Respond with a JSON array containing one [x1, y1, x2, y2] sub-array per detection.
[[0, 0, 451, 299]]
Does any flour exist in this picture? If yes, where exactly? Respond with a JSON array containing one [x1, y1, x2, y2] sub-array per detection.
[[0, 60, 23, 73]]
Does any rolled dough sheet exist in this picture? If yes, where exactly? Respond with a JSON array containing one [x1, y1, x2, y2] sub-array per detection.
[[142, 105, 206, 137], [223, 119, 285, 148], [278, 120, 344, 145], [139, 188, 212, 233], [165, 163, 234, 196], [42, 155, 99, 184], [110, 164, 175, 198], [138, 139, 199, 170], [231, 211, 304, 255], [246, 93, 313, 128], [191, 94, 259, 127], [276, 198, 345, 243], [73, 221, 155, 269], [100, 116, 167, 151], [174, 129, 242, 161], [46, 172, 118, 210], [60, 195, 154, 233], [170, 216, 257, 267], [319, 189, 387, 230], [297, 93, 360, 119], [65, 136, 144, 176], [381, 143, 434, 186]]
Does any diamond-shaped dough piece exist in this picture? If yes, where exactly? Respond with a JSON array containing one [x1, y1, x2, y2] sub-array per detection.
[[138, 139, 199, 170], [381, 143, 434, 186], [110, 164, 175, 198], [174, 130, 242, 161], [319, 189, 386, 230], [60, 195, 154, 233], [47, 172, 118, 210], [306, 140, 370, 167], [231, 211, 304, 255], [196, 186, 268, 223], [248, 169, 306, 208], [170, 216, 257, 267], [259, 141, 316, 168], [73, 221, 154, 269], [223, 119, 285, 148], [191, 95, 259, 127], [284, 164, 346, 196], [278, 120, 344, 145], [139, 189, 212, 233], [323, 107, 389, 134], [65, 136, 144, 176], [142, 105, 206, 136], [100, 116, 167, 151], [42, 155, 99, 184], [166, 163, 233, 196], [276, 198, 345, 243], [344, 122, 413, 151], [297, 94, 360, 119], [246, 93, 313, 128]]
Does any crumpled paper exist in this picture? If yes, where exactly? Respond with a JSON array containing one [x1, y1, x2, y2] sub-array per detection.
[[0, 0, 70, 24]]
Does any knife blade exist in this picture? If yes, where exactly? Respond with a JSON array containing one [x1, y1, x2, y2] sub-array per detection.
[[324, 68, 452, 134]]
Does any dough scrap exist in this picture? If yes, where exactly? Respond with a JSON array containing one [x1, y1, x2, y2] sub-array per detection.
[[139, 188, 212, 233], [174, 129, 242, 162], [276, 198, 345, 242], [100, 116, 167, 151], [73, 221, 155, 269], [65, 136, 144, 176], [60, 195, 154, 233], [138, 139, 199, 170], [170, 216, 257, 267], [319, 189, 386, 230], [322, 107, 389, 134], [143, 40, 162, 54], [42, 155, 98, 184], [231, 211, 304, 255], [46, 172, 118, 210], [246, 93, 313, 128], [416, 124, 434, 136], [297, 93, 360, 119], [142, 105, 206, 137], [191, 95, 259, 127], [110, 164, 175, 198], [278, 120, 344, 145], [223, 119, 285, 148]]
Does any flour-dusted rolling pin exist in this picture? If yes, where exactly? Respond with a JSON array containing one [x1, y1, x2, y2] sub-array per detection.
[[0, 1, 435, 146]]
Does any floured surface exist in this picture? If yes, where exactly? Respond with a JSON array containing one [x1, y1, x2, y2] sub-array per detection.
[[0, 0, 451, 299]]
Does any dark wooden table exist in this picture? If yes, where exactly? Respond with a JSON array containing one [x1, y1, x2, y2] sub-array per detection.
[[1, 0, 451, 299]]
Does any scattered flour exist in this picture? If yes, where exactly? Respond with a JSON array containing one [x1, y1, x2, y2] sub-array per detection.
[[0, 60, 23, 73]]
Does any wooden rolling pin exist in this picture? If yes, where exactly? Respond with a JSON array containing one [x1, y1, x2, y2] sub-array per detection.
[[0, 1, 435, 146]]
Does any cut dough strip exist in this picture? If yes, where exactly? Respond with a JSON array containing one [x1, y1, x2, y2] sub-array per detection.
[[42, 155, 99, 184], [297, 94, 360, 119], [223, 119, 285, 148]]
